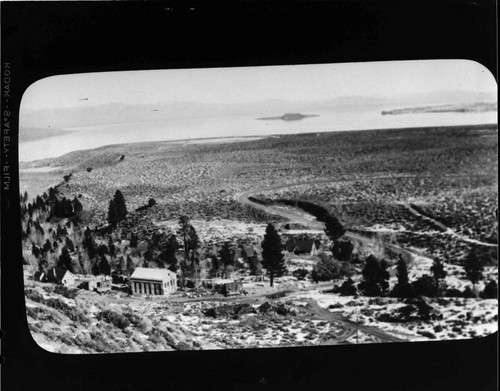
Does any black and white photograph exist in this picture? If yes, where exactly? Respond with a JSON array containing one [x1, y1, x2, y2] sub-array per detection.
[[1, 1, 497, 390], [19, 60, 497, 353]]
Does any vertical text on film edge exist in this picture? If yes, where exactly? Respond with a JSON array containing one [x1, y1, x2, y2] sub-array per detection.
[[3, 62, 12, 191]]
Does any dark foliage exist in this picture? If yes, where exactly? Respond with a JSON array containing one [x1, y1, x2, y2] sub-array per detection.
[[430, 257, 447, 294], [97, 310, 130, 330], [412, 274, 437, 297], [98, 254, 112, 276], [391, 255, 414, 298], [261, 223, 286, 287], [331, 239, 354, 262], [336, 278, 358, 296], [324, 214, 347, 242], [480, 280, 498, 299], [162, 234, 180, 272], [130, 232, 138, 248], [292, 268, 309, 280], [358, 255, 390, 296], [311, 256, 341, 282], [58, 246, 73, 271], [463, 247, 484, 287], [244, 255, 259, 276], [219, 242, 233, 268]]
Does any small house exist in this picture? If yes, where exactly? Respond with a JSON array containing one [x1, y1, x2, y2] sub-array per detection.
[[80, 276, 112, 293], [130, 267, 177, 296], [48, 267, 76, 286], [285, 239, 319, 256], [212, 278, 242, 296]]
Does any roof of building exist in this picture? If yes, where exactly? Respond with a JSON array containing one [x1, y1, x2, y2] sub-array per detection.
[[130, 267, 176, 281], [286, 239, 315, 253], [212, 278, 238, 285], [51, 267, 75, 282]]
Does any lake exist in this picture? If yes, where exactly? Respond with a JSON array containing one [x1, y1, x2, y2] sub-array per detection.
[[18, 107, 497, 162]]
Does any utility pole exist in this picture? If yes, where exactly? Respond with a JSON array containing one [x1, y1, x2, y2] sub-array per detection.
[[356, 309, 359, 344]]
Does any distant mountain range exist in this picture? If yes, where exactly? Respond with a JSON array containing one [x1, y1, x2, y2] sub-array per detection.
[[20, 90, 496, 136], [382, 102, 497, 115]]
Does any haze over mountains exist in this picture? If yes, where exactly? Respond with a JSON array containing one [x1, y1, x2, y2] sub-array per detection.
[[20, 90, 497, 138]]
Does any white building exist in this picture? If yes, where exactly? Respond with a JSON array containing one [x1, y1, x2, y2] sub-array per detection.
[[130, 267, 177, 296]]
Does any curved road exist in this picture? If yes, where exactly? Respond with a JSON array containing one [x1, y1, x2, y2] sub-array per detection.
[[233, 175, 496, 343], [235, 176, 497, 249]]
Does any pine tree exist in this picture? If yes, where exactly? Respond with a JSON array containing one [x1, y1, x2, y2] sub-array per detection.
[[83, 227, 97, 259], [220, 242, 233, 268], [108, 237, 116, 257], [430, 257, 447, 295], [261, 223, 286, 287], [396, 256, 409, 284], [210, 255, 220, 277], [130, 233, 138, 248], [73, 196, 83, 213], [464, 247, 484, 292], [91, 259, 100, 276], [108, 199, 119, 227], [99, 254, 112, 276], [392, 255, 413, 298], [58, 246, 72, 271], [163, 234, 180, 272], [358, 255, 390, 296], [113, 190, 128, 221], [177, 216, 200, 277]]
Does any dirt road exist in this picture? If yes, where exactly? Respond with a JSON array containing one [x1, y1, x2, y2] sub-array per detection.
[[400, 202, 497, 248], [305, 299, 404, 343]]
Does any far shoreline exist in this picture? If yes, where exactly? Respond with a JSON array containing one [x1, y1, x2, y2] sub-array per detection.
[[19, 122, 498, 166]]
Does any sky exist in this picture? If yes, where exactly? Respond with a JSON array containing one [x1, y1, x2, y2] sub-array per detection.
[[20, 60, 497, 111]]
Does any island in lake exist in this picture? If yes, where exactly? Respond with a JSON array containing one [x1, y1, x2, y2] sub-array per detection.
[[256, 113, 320, 121]]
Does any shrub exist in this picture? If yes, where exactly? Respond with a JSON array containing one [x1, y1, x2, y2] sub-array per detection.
[[292, 268, 309, 280], [25, 288, 44, 303], [480, 280, 498, 299], [42, 297, 90, 323], [53, 285, 79, 299], [311, 255, 340, 282], [444, 288, 463, 298], [417, 330, 437, 339], [336, 278, 357, 296], [45, 297, 72, 312], [412, 275, 437, 297], [124, 311, 150, 332], [97, 309, 130, 330], [175, 341, 192, 351], [462, 286, 476, 298]]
